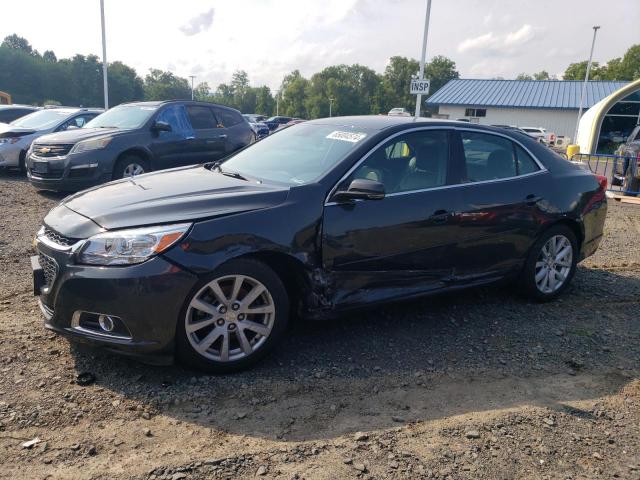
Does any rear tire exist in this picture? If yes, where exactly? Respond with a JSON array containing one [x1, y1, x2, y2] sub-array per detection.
[[113, 155, 149, 180], [18, 150, 26, 174], [520, 225, 578, 302], [176, 258, 289, 373]]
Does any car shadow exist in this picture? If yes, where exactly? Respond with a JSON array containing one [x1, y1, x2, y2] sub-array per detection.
[[67, 265, 640, 442]]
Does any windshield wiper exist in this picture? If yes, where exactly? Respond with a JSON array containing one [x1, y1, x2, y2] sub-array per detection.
[[206, 161, 248, 181], [220, 170, 248, 181]]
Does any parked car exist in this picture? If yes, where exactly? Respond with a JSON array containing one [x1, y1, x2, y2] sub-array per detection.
[[27, 100, 254, 192], [388, 108, 411, 117], [273, 118, 306, 133], [0, 105, 39, 124], [613, 123, 640, 194], [242, 114, 269, 139], [0, 107, 101, 171], [32, 116, 607, 372], [521, 127, 556, 145], [263, 116, 293, 131]]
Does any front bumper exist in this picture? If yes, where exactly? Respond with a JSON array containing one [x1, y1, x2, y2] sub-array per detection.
[[26, 149, 114, 191], [33, 237, 199, 360]]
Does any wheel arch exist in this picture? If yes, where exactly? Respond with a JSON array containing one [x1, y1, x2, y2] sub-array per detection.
[[539, 218, 585, 255], [115, 148, 152, 170]]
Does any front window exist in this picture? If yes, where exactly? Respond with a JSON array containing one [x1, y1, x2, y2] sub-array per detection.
[[346, 129, 450, 194], [220, 123, 371, 185], [11, 109, 74, 130], [85, 105, 158, 129]]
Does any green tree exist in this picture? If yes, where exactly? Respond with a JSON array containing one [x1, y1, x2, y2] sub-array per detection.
[[563, 61, 606, 80], [424, 55, 459, 97], [1, 34, 38, 56], [143, 69, 191, 101], [254, 86, 274, 115], [516, 73, 533, 80], [108, 61, 144, 105], [193, 82, 211, 101], [533, 70, 550, 80], [279, 70, 310, 118], [381, 56, 419, 112], [619, 44, 640, 79]]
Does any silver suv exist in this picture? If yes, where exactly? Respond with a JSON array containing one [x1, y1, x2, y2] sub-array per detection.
[[0, 107, 102, 171]]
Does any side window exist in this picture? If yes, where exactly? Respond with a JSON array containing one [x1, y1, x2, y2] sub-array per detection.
[[461, 131, 516, 182], [186, 105, 217, 130], [349, 130, 449, 194], [156, 105, 193, 135], [515, 144, 540, 175], [214, 108, 242, 127]]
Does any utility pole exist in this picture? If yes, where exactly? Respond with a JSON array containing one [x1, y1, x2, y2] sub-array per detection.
[[100, 0, 109, 109], [329, 97, 334, 117], [189, 75, 196, 100], [414, 0, 432, 117], [574, 26, 600, 143]]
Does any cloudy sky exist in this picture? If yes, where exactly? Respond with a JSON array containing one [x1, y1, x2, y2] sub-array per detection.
[[2, 0, 638, 90]]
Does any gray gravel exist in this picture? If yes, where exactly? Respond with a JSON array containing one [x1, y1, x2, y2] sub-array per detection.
[[0, 170, 638, 479]]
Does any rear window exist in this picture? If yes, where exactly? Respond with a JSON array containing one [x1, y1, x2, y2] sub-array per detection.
[[187, 106, 217, 129], [215, 108, 243, 127]]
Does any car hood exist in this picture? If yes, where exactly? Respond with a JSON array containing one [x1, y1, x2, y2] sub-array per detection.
[[0, 123, 36, 137], [56, 165, 290, 231], [34, 127, 125, 144]]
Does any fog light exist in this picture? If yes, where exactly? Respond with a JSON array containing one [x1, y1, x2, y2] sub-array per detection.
[[98, 315, 115, 332]]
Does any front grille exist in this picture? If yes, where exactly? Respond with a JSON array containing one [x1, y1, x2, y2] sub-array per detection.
[[42, 227, 78, 247], [32, 144, 74, 158], [39, 253, 58, 288]]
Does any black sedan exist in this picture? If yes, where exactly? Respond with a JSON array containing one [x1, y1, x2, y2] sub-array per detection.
[[32, 116, 607, 372]]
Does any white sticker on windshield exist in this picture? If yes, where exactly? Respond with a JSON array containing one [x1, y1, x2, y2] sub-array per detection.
[[326, 131, 367, 143]]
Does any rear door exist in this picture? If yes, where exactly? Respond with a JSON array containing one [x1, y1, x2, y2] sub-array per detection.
[[186, 105, 226, 163], [322, 128, 463, 307], [451, 129, 549, 278], [214, 107, 252, 153], [149, 104, 196, 169]]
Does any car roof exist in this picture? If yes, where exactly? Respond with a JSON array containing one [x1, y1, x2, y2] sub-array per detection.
[[120, 100, 239, 112], [0, 104, 38, 110], [306, 115, 480, 131]]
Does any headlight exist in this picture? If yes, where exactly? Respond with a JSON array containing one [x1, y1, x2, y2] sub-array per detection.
[[77, 223, 191, 265], [70, 136, 112, 154], [0, 137, 20, 145]]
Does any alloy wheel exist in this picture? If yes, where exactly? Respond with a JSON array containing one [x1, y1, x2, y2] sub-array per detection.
[[122, 163, 145, 177], [185, 275, 276, 362], [534, 235, 573, 294]]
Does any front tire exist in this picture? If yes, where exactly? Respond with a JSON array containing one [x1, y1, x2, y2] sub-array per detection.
[[176, 258, 289, 373], [520, 225, 578, 302], [113, 155, 149, 180]]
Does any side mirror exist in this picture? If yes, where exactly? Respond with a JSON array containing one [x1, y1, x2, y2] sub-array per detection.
[[152, 121, 172, 132], [332, 178, 385, 202]]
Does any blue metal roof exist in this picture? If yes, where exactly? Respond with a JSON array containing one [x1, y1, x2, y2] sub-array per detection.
[[426, 79, 629, 110]]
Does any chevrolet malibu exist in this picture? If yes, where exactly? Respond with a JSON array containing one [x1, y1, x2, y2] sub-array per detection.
[[32, 116, 607, 372]]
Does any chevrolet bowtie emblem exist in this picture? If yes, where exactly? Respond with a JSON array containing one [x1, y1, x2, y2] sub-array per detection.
[[40, 147, 50, 153]]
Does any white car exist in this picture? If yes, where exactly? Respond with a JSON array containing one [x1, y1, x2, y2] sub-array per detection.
[[0, 107, 102, 170], [521, 127, 557, 145], [388, 108, 411, 117]]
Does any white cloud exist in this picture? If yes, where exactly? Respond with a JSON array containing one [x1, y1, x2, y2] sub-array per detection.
[[457, 24, 535, 55], [179, 8, 215, 36]]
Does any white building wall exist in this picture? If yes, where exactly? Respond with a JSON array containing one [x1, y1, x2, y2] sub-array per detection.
[[436, 106, 578, 141]]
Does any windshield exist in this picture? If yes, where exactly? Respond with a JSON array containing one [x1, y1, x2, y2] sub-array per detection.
[[85, 105, 158, 129], [11, 109, 73, 130], [219, 123, 371, 185]]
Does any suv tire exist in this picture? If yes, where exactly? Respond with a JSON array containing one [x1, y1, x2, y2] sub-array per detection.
[[113, 155, 149, 180]]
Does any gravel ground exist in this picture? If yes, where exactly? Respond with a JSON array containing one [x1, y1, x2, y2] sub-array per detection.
[[0, 169, 638, 480]]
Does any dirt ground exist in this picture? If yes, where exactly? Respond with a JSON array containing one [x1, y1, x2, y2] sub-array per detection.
[[0, 170, 638, 480]]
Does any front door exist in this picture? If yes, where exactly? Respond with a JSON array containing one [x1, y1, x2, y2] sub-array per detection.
[[322, 128, 462, 308], [452, 129, 550, 278], [150, 104, 196, 169]]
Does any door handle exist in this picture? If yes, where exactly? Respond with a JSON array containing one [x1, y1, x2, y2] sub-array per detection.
[[429, 209, 450, 224], [217, 134, 228, 139], [524, 194, 542, 206]]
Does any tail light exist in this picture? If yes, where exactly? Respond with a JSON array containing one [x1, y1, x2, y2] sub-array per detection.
[[595, 174, 607, 191]]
